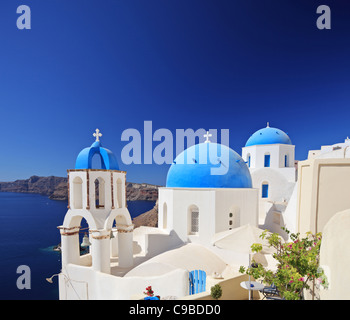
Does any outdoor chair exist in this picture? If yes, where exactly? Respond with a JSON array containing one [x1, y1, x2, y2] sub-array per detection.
[[259, 283, 280, 300]]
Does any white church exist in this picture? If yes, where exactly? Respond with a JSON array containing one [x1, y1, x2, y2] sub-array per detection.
[[55, 126, 350, 300]]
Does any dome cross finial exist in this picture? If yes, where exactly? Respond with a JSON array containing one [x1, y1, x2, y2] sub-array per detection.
[[204, 131, 212, 143], [93, 128, 102, 142], [266, 122, 270, 128]]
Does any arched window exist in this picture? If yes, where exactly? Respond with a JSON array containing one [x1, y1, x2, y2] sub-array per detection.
[[163, 202, 168, 229], [95, 178, 105, 209], [116, 178, 123, 208], [79, 217, 91, 257], [264, 153, 270, 167], [262, 182, 269, 198], [188, 205, 199, 235], [73, 176, 83, 209], [229, 206, 240, 229]]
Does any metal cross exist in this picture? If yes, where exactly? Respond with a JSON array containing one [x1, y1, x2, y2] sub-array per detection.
[[93, 128, 102, 142], [204, 131, 212, 143]]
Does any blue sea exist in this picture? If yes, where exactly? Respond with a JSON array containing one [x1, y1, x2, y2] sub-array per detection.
[[0, 192, 155, 300]]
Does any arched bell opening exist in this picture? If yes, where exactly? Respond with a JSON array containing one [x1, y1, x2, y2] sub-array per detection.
[[94, 177, 105, 209]]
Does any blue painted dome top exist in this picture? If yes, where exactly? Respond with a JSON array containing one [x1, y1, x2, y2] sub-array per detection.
[[75, 129, 119, 170], [166, 142, 252, 188], [245, 124, 292, 147]]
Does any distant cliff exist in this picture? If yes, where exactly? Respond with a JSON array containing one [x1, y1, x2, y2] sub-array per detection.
[[132, 199, 159, 228], [0, 175, 159, 202]]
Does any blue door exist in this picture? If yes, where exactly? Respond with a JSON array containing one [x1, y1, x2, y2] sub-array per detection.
[[264, 154, 270, 167], [262, 184, 269, 198], [189, 270, 206, 295]]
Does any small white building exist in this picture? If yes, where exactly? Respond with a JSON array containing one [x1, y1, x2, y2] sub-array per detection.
[[242, 124, 297, 235]]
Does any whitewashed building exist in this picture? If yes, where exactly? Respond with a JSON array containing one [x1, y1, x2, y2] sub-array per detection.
[[242, 124, 297, 235], [158, 138, 259, 247]]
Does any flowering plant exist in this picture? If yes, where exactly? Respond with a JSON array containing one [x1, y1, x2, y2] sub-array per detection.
[[239, 227, 327, 300], [143, 286, 154, 297]]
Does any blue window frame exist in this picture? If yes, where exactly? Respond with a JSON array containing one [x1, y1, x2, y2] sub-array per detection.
[[248, 155, 251, 167], [285, 155, 288, 167], [262, 184, 269, 198], [264, 154, 270, 167]]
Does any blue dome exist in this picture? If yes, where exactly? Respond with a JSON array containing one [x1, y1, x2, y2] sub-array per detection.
[[166, 143, 252, 188], [75, 140, 119, 170], [245, 126, 292, 147]]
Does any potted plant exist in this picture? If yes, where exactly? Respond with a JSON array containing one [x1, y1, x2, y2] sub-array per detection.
[[210, 284, 222, 300], [143, 286, 160, 300]]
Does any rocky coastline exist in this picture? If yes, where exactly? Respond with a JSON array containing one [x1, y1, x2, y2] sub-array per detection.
[[0, 175, 159, 202]]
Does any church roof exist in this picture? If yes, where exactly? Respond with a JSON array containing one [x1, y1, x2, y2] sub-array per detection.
[[75, 129, 119, 170], [166, 142, 252, 188], [245, 124, 292, 147]]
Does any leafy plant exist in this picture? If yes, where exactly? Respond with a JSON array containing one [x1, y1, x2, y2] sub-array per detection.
[[210, 284, 222, 300], [239, 227, 327, 300]]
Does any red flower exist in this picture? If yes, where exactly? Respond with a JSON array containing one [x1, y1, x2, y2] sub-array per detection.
[[144, 286, 155, 297]]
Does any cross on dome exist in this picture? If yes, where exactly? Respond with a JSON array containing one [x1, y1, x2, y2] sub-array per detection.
[[93, 128, 102, 142], [204, 131, 212, 143], [266, 122, 270, 128]]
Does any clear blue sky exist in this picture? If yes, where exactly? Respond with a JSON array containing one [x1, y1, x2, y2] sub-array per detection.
[[1, 0, 350, 185]]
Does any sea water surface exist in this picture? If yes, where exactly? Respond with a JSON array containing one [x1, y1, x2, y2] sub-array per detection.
[[0, 192, 155, 300]]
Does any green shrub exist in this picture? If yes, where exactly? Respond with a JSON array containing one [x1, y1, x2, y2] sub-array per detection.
[[210, 284, 222, 300]]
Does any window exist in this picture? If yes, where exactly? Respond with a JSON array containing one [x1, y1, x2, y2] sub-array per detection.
[[264, 154, 270, 167], [284, 155, 288, 167], [95, 178, 105, 209], [188, 205, 199, 235], [262, 183, 269, 198], [247, 154, 251, 167]]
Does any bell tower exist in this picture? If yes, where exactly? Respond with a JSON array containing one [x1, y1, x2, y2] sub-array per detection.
[[58, 129, 134, 278]]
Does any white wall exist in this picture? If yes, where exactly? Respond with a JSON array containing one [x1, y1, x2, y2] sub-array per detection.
[[242, 144, 295, 173], [214, 189, 259, 232], [319, 209, 350, 300], [59, 264, 189, 300], [250, 168, 296, 203], [158, 187, 259, 247]]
